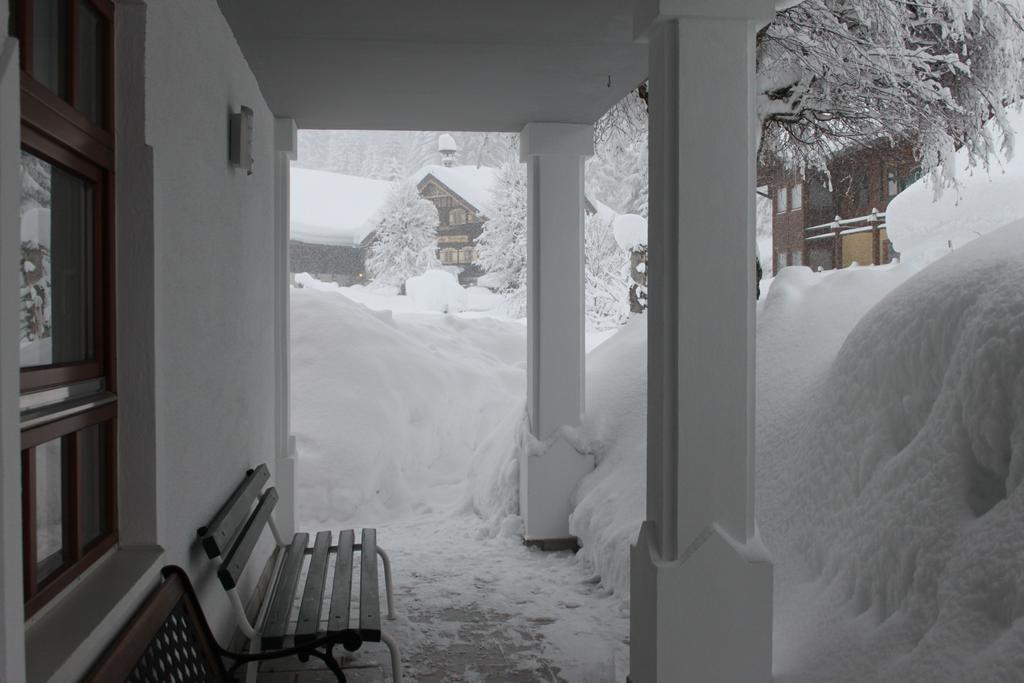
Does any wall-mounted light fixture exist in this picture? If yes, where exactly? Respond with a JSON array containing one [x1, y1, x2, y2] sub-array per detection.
[[229, 105, 255, 175]]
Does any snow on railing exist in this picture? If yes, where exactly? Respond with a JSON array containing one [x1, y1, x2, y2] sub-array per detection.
[[805, 209, 887, 234]]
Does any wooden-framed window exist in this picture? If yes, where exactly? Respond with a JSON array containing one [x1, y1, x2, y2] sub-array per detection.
[[776, 186, 788, 213], [13, 0, 117, 618], [886, 168, 899, 197]]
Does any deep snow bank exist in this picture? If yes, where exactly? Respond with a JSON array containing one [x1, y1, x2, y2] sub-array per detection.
[[564, 221, 1024, 681], [570, 317, 647, 600], [762, 220, 1024, 680], [290, 287, 525, 527]]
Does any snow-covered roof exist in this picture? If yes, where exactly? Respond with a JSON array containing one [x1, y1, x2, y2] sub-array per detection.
[[290, 167, 392, 246], [438, 133, 458, 152], [886, 106, 1024, 264], [411, 164, 498, 218]]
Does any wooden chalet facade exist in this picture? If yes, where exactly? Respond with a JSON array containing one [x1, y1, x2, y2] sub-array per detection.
[[416, 172, 487, 285], [764, 139, 920, 274]]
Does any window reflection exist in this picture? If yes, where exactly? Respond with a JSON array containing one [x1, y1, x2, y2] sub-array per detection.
[[19, 151, 95, 369], [35, 437, 66, 581]]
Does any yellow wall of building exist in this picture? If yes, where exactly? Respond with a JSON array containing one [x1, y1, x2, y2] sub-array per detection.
[[842, 232, 874, 267]]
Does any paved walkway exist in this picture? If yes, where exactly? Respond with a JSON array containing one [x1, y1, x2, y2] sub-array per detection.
[[258, 506, 629, 682]]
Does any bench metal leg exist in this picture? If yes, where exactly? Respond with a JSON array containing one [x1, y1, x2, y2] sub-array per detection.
[[245, 635, 260, 683], [381, 632, 403, 682], [376, 546, 397, 620]]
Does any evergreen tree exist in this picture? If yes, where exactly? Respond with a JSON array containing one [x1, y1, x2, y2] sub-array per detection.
[[476, 161, 529, 317], [365, 181, 442, 289]]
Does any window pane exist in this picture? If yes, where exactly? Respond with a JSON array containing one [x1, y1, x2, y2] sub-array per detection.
[[78, 422, 109, 547], [19, 151, 96, 369], [791, 183, 803, 211], [31, 0, 69, 98], [35, 437, 67, 582], [76, 0, 106, 126]]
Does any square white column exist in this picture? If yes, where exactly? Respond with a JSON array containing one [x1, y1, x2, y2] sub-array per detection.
[[630, 2, 775, 681], [519, 122, 595, 544], [274, 117, 297, 539]]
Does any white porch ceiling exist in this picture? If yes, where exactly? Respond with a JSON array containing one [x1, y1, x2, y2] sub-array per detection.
[[216, 0, 648, 132]]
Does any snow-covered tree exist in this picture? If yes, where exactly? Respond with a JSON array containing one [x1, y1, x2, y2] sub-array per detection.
[[365, 180, 441, 289], [476, 161, 528, 317], [584, 212, 631, 329], [757, 0, 1024, 179]]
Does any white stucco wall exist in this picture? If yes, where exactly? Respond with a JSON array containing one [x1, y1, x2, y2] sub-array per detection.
[[0, 1, 281, 675], [139, 0, 279, 635], [0, 4, 28, 679]]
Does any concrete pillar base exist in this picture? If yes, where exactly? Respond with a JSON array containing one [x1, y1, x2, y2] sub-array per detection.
[[519, 436, 594, 542], [629, 521, 773, 683]]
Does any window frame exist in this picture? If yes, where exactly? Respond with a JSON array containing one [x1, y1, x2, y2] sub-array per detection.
[[776, 186, 788, 214], [21, 404, 118, 616], [19, 126, 112, 393], [14, 0, 117, 619]]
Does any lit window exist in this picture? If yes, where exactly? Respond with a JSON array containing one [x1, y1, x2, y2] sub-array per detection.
[[887, 169, 899, 197], [791, 183, 802, 211]]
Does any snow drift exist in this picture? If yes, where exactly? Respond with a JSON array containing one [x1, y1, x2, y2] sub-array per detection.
[[761, 220, 1024, 680], [564, 221, 1024, 680], [290, 287, 524, 527]]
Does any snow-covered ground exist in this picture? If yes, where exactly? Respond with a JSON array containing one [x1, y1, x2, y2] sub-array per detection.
[[291, 280, 630, 679], [292, 214, 1024, 680]]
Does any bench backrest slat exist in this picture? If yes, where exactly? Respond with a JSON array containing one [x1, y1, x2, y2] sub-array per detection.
[[198, 464, 271, 558], [218, 486, 278, 591], [359, 528, 381, 639]]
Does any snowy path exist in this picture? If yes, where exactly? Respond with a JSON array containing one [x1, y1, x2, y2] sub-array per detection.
[[270, 494, 630, 682], [334, 487, 630, 682]]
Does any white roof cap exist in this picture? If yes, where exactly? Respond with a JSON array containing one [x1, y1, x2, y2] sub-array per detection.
[[438, 133, 458, 152]]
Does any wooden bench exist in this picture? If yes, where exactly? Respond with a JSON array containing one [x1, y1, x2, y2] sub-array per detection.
[[197, 464, 402, 682], [84, 565, 367, 682], [84, 565, 235, 681]]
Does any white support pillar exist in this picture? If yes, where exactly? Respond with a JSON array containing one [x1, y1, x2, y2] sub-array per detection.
[[519, 122, 595, 545], [630, 2, 774, 681], [273, 118, 297, 539]]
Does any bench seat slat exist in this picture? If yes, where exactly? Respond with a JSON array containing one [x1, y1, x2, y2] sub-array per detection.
[[197, 464, 271, 558], [327, 529, 355, 635], [218, 487, 278, 591], [262, 532, 309, 650], [295, 530, 332, 644], [359, 528, 381, 641]]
